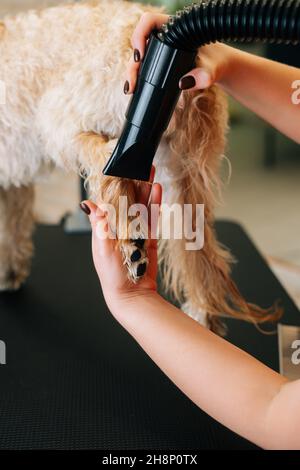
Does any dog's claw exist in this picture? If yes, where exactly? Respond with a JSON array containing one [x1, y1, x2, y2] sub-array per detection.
[[130, 238, 145, 249]]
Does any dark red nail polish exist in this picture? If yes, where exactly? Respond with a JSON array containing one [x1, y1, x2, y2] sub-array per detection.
[[79, 202, 91, 215], [179, 75, 196, 90], [134, 48, 140, 62], [123, 80, 129, 94]]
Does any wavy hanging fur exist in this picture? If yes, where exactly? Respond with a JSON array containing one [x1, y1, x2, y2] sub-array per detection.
[[0, 0, 281, 333]]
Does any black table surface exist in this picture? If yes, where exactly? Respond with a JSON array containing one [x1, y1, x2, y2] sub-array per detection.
[[0, 221, 299, 450]]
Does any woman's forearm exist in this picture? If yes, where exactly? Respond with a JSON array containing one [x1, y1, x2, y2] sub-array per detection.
[[114, 293, 299, 449], [220, 45, 300, 143]]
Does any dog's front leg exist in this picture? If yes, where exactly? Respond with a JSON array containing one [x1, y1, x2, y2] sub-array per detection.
[[0, 185, 35, 291]]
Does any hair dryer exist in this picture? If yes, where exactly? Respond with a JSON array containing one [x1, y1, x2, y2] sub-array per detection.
[[103, 0, 300, 181]]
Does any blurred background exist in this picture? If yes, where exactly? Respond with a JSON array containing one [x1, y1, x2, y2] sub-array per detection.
[[1, 0, 299, 307]]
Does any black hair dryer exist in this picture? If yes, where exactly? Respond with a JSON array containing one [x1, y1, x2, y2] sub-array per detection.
[[103, 32, 197, 181], [103, 0, 300, 182]]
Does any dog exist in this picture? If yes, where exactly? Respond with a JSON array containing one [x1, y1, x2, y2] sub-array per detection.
[[0, 0, 280, 333]]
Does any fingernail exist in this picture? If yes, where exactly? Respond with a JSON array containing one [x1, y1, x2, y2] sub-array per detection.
[[134, 48, 140, 62], [79, 202, 91, 215], [131, 249, 142, 263], [179, 75, 196, 90], [137, 262, 147, 277], [131, 238, 145, 249], [123, 80, 129, 94]]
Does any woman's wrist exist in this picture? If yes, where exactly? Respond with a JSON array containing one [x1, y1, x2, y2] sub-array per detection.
[[215, 43, 242, 90], [108, 290, 164, 329]]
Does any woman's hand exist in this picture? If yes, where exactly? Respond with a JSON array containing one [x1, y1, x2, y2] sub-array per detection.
[[80, 169, 162, 318], [125, 12, 300, 143], [124, 12, 233, 94]]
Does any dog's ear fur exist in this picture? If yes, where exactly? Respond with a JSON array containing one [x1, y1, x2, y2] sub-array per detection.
[[160, 83, 282, 334]]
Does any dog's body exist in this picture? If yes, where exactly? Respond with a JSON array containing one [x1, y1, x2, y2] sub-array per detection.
[[0, 0, 279, 331], [0, 0, 154, 288], [0, 0, 140, 189]]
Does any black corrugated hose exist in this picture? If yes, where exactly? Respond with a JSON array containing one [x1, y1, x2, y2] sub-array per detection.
[[158, 0, 300, 51], [103, 0, 300, 181]]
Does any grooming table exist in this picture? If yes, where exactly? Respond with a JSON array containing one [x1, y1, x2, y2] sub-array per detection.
[[0, 221, 299, 450]]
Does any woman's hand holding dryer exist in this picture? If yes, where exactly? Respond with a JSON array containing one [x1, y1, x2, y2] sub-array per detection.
[[125, 12, 300, 143]]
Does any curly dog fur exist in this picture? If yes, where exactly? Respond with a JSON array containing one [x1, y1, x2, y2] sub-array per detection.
[[0, 0, 281, 332]]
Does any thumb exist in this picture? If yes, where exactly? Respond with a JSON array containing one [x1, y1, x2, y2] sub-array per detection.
[[80, 200, 111, 241], [179, 67, 214, 91], [80, 200, 99, 231], [80, 200, 116, 257]]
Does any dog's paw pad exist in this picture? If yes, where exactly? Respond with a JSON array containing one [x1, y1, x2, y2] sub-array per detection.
[[120, 238, 149, 282], [131, 249, 143, 263], [0, 269, 25, 292], [136, 262, 147, 278]]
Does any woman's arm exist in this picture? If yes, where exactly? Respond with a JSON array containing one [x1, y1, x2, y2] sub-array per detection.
[[114, 292, 300, 450], [218, 46, 300, 144], [81, 191, 300, 450], [126, 13, 300, 143]]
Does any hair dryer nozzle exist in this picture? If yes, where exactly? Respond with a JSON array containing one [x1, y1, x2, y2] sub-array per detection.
[[102, 32, 197, 181], [103, 123, 156, 181]]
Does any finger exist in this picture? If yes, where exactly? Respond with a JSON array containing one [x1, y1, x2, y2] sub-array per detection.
[[131, 13, 168, 59], [146, 182, 162, 281], [81, 200, 115, 255], [147, 238, 158, 282], [179, 67, 214, 91], [137, 165, 156, 206], [149, 165, 155, 184], [125, 56, 140, 94], [146, 183, 162, 282], [149, 182, 162, 211], [127, 14, 168, 92], [148, 182, 162, 243], [80, 200, 100, 229]]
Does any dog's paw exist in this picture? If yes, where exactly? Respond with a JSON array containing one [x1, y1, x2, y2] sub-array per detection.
[[0, 271, 22, 292], [120, 238, 149, 282], [0, 267, 29, 292]]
